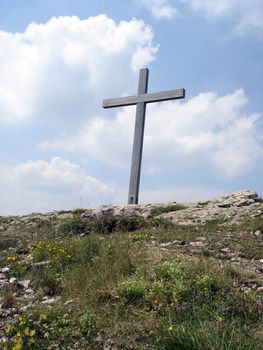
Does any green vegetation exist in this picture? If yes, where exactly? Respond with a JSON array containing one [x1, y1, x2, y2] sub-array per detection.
[[197, 200, 211, 206], [151, 204, 188, 216], [0, 211, 263, 349]]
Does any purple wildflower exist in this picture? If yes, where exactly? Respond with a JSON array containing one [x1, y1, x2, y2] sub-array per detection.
[[222, 305, 233, 314]]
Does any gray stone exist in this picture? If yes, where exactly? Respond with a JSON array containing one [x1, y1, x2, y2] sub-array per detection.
[[95, 205, 114, 218], [141, 208, 152, 218], [0, 267, 10, 274], [81, 209, 96, 220], [17, 280, 31, 289], [196, 236, 207, 241], [34, 260, 51, 267], [20, 304, 32, 311], [25, 288, 34, 294], [58, 213, 74, 220], [160, 240, 181, 247], [0, 280, 8, 288], [221, 247, 230, 253], [9, 277, 17, 284], [190, 241, 204, 247], [42, 296, 61, 304], [0, 337, 8, 343]]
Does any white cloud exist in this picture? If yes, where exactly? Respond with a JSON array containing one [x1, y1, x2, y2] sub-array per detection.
[[40, 89, 263, 178], [0, 156, 230, 215], [138, 0, 263, 37], [187, 0, 263, 38], [0, 157, 114, 215], [39, 108, 135, 168], [141, 0, 179, 19], [140, 186, 225, 204], [0, 15, 158, 125], [112, 183, 225, 205]]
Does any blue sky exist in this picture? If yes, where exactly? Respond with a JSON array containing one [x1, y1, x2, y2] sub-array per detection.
[[0, 0, 262, 215]]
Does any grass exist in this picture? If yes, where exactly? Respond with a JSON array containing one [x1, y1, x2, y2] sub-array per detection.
[[151, 204, 188, 216], [0, 211, 263, 349]]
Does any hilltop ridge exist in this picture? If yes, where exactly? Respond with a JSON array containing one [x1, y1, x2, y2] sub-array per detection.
[[0, 190, 262, 349]]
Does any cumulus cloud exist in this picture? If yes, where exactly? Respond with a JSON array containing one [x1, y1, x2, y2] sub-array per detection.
[[141, 0, 179, 19], [39, 89, 263, 178], [0, 157, 114, 215], [138, 0, 263, 37], [0, 15, 158, 125], [187, 0, 263, 38]]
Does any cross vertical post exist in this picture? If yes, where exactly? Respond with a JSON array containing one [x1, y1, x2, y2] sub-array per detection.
[[102, 68, 185, 205], [128, 68, 149, 204]]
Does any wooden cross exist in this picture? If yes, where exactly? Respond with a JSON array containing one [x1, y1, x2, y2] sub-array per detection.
[[103, 68, 185, 204]]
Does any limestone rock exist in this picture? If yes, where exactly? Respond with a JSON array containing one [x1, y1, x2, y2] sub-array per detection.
[[42, 296, 61, 304], [0, 267, 10, 274], [34, 260, 51, 267], [9, 277, 17, 284], [159, 190, 262, 226], [17, 280, 31, 289], [95, 205, 114, 217], [190, 241, 205, 247], [0, 273, 6, 280]]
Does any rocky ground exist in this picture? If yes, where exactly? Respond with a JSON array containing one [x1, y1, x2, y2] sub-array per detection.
[[0, 190, 262, 349]]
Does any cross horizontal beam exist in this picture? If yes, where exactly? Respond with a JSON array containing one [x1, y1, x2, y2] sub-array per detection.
[[102, 88, 185, 109]]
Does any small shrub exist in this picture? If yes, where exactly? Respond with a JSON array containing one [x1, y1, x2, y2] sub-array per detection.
[[72, 235, 101, 266], [90, 215, 147, 234], [150, 217, 175, 230], [195, 274, 220, 293], [154, 261, 187, 282], [79, 309, 98, 339], [58, 215, 87, 236], [90, 215, 119, 234], [151, 204, 187, 216], [34, 269, 61, 296], [205, 217, 229, 226], [2, 287, 15, 308], [119, 279, 149, 303], [29, 240, 72, 266], [0, 238, 18, 251], [129, 232, 149, 241], [116, 216, 147, 232], [197, 200, 211, 206], [202, 250, 214, 257], [159, 320, 263, 350]]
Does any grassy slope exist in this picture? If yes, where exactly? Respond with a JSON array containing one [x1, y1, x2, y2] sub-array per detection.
[[0, 206, 263, 350]]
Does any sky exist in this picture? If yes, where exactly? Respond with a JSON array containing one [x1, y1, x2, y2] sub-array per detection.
[[0, 0, 262, 215]]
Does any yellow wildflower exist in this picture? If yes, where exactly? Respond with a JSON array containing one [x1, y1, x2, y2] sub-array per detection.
[[29, 330, 36, 337], [12, 338, 23, 350], [40, 313, 47, 320], [168, 325, 174, 331], [7, 256, 16, 261], [4, 323, 13, 334]]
